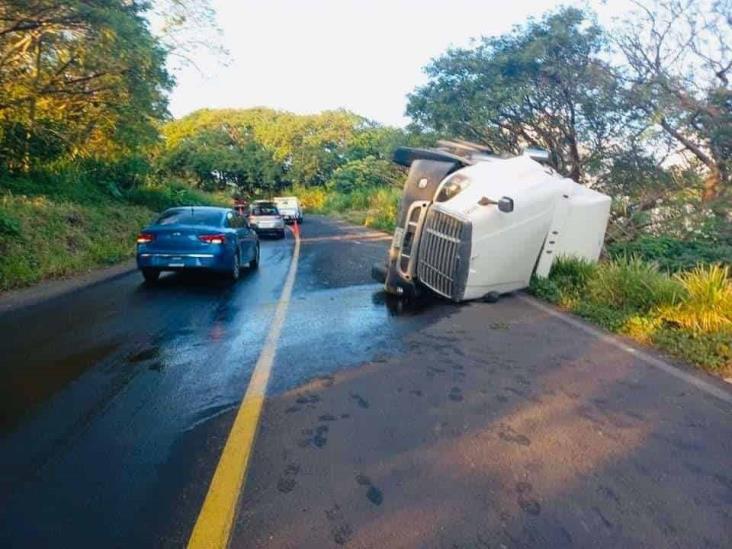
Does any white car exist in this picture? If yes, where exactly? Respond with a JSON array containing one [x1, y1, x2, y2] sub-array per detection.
[[274, 196, 303, 224]]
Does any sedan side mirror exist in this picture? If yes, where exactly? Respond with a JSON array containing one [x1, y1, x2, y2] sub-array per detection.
[[498, 197, 514, 213]]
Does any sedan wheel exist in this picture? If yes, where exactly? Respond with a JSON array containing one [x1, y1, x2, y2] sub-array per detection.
[[142, 268, 160, 283], [230, 252, 241, 281], [250, 245, 260, 269]]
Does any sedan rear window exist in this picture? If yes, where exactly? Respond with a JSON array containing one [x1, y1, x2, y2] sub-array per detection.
[[155, 210, 223, 226], [251, 206, 279, 216]]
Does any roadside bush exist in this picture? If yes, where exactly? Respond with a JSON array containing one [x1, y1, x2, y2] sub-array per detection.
[[586, 256, 681, 313], [327, 157, 404, 193], [530, 255, 731, 374], [125, 183, 228, 212], [290, 185, 327, 211], [656, 265, 732, 333], [285, 184, 400, 232], [363, 187, 400, 232], [0, 211, 21, 236]]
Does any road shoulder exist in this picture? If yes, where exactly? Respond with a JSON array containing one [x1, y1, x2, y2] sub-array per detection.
[[0, 259, 136, 314]]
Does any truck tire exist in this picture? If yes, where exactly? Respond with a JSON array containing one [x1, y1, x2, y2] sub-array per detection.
[[371, 262, 387, 284]]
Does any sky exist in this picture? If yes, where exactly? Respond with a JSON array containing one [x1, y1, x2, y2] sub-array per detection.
[[167, 0, 629, 127]]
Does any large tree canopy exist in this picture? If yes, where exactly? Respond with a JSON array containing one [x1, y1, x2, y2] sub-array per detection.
[[158, 108, 422, 194], [0, 0, 172, 170], [406, 7, 623, 182]]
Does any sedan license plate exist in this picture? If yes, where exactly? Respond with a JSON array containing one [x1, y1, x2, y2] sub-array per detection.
[[168, 257, 184, 267]]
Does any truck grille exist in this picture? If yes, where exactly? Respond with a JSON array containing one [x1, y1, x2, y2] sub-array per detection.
[[416, 208, 470, 300]]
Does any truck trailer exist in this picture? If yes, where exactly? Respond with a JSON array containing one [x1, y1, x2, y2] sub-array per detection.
[[373, 142, 611, 302]]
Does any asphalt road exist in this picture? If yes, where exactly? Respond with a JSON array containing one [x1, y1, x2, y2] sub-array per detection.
[[1, 215, 731, 548]]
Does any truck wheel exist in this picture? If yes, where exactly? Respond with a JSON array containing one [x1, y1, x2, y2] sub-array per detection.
[[371, 262, 387, 284], [142, 268, 160, 283]]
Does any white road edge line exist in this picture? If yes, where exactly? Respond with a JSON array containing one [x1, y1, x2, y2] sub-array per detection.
[[518, 294, 732, 405]]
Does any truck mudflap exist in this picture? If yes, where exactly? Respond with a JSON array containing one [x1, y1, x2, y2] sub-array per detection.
[[378, 150, 466, 297]]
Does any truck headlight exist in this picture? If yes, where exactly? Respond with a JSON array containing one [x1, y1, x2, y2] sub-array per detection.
[[435, 173, 471, 202]]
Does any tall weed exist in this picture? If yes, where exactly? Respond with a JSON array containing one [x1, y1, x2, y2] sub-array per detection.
[[587, 256, 681, 313], [657, 265, 732, 333]]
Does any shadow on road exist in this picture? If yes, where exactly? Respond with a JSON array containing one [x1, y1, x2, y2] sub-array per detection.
[[232, 294, 732, 548]]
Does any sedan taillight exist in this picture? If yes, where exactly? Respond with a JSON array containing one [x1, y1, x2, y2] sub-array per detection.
[[137, 233, 155, 244], [198, 234, 226, 245]]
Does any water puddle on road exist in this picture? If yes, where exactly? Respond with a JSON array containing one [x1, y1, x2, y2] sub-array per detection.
[[267, 283, 458, 395]]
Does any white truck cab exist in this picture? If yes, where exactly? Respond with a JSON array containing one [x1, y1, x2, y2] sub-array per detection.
[[274, 196, 303, 224], [374, 143, 611, 302]]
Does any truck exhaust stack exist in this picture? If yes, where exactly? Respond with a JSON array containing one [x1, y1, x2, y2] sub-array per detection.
[[374, 142, 611, 302]]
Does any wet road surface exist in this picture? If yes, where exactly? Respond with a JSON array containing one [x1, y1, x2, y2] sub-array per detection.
[[1, 216, 731, 547]]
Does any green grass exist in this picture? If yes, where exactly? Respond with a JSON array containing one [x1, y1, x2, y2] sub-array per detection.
[[530, 257, 732, 375], [0, 175, 228, 291]]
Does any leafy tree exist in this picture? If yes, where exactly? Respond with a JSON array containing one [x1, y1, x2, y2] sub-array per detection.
[[0, 0, 172, 171], [613, 0, 731, 202], [159, 125, 282, 194], [406, 7, 624, 182], [327, 156, 404, 193], [160, 108, 372, 187]]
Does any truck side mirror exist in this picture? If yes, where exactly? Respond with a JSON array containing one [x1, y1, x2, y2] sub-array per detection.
[[498, 197, 514, 213]]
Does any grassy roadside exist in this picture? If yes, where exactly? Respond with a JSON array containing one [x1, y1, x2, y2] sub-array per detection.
[[0, 177, 228, 291], [530, 257, 732, 377], [291, 184, 400, 233]]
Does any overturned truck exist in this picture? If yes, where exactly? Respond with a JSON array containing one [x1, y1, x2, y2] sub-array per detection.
[[373, 141, 611, 302]]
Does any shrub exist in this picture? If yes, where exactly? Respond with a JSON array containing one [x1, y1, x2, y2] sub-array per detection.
[[125, 184, 227, 212], [327, 157, 404, 193], [656, 265, 732, 333], [364, 187, 400, 232], [607, 235, 732, 272], [290, 185, 327, 211], [549, 257, 596, 292], [0, 211, 21, 236], [587, 256, 682, 313], [530, 254, 730, 374]]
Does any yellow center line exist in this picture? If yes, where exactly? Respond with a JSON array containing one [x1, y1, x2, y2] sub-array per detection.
[[188, 229, 301, 549]]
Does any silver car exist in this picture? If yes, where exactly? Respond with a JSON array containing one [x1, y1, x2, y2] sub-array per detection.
[[247, 202, 286, 239]]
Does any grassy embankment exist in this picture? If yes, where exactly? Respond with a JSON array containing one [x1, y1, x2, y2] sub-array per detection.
[[530, 257, 732, 375], [0, 174, 227, 291]]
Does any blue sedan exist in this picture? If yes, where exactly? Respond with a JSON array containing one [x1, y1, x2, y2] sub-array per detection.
[[136, 206, 259, 283]]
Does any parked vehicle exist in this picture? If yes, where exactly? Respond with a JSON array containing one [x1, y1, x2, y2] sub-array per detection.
[[136, 206, 259, 283], [373, 141, 611, 302], [274, 196, 303, 224], [247, 202, 286, 238]]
